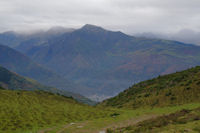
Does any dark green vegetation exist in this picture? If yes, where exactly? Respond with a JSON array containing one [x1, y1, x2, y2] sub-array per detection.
[[101, 66, 200, 108], [11, 24, 200, 99], [0, 89, 113, 133], [0, 65, 94, 104], [107, 107, 200, 133]]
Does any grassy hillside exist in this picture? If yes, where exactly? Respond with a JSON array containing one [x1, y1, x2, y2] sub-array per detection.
[[107, 107, 200, 133], [0, 89, 113, 133], [101, 66, 200, 108], [0, 65, 95, 105]]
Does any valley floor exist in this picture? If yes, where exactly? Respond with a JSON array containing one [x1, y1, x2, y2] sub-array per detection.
[[37, 103, 200, 133]]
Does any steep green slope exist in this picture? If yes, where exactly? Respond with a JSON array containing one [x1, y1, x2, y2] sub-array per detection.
[[0, 65, 94, 105], [101, 66, 200, 108], [0, 65, 52, 91], [0, 89, 112, 133]]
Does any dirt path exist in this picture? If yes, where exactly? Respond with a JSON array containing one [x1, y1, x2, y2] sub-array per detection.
[[38, 114, 159, 133], [58, 114, 159, 133], [56, 121, 89, 133], [97, 114, 158, 133], [38, 123, 75, 133], [56, 124, 71, 133], [56, 123, 77, 133], [38, 127, 54, 133]]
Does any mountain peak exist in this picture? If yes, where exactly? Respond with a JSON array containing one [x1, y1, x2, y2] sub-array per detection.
[[81, 24, 105, 32]]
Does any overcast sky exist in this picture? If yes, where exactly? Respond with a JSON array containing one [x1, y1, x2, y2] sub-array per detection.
[[0, 0, 200, 34]]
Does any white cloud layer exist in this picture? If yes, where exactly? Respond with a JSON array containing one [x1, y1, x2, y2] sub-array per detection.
[[0, 0, 200, 34]]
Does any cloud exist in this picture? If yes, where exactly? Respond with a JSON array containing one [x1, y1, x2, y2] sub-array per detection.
[[134, 29, 200, 45], [0, 0, 200, 34], [169, 29, 200, 45]]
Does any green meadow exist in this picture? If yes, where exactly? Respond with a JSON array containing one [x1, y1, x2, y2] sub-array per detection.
[[0, 89, 114, 133]]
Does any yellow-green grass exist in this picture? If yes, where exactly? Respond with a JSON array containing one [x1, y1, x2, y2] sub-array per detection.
[[0, 89, 116, 133]]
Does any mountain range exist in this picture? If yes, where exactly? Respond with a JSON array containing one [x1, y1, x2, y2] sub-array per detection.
[[1, 24, 200, 100]]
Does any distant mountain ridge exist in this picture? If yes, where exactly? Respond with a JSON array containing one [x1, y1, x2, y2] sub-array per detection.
[[2, 24, 200, 100], [0, 26, 75, 48]]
